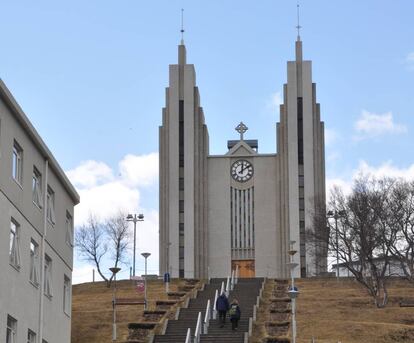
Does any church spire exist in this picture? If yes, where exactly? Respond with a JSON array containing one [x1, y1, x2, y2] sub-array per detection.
[[296, 2, 301, 41], [180, 8, 185, 45], [178, 8, 186, 65], [295, 2, 303, 63]]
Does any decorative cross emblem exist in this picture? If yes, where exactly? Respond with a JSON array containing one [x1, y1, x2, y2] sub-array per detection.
[[235, 122, 248, 140]]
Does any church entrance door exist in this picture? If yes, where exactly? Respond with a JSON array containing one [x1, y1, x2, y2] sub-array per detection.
[[232, 260, 255, 278]]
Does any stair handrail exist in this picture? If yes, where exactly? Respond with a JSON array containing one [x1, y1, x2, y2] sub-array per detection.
[[185, 328, 191, 343], [212, 289, 218, 319], [235, 265, 239, 284], [230, 269, 235, 290], [194, 311, 202, 343], [220, 281, 225, 296], [225, 276, 230, 297], [203, 299, 211, 334]]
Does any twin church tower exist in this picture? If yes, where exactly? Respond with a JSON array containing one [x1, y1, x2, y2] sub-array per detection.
[[159, 33, 326, 279]]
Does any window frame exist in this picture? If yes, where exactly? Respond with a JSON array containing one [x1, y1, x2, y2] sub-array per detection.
[[44, 254, 53, 298], [12, 140, 23, 185], [6, 315, 17, 343], [46, 186, 56, 225], [9, 218, 21, 270], [29, 239, 40, 287], [63, 274, 71, 316], [65, 211, 73, 247], [32, 167, 43, 209], [27, 329, 36, 343]]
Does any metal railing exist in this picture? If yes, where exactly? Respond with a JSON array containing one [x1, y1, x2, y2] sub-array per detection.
[[203, 299, 211, 334], [194, 312, 202, 343], [212, 289, 218, 319], [225, 276, 230, 296], [220, 281, 225, 296], [185, 328, 191, 343], [231, 270, 235, 290]]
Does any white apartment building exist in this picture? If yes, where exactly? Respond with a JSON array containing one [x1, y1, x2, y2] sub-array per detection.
[[0, 80, 79, 343]]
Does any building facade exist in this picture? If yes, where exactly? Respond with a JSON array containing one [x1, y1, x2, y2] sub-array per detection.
[[0, 80, 79, 343], [159, 36, 326, 279]]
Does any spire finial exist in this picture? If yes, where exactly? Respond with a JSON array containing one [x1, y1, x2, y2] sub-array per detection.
[[180, 8, 185, 45], [296, 1, 302, 41]]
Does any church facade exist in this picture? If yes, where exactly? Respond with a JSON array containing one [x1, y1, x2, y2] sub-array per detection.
[[159, 36, 326, 279]]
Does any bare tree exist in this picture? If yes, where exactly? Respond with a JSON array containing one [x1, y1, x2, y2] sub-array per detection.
[[387, 180, 414, 282], [105, 212, 131, 268], [75, 214, 109, 284], [75, 212, 132, 286], [329, 177, 395, 307]]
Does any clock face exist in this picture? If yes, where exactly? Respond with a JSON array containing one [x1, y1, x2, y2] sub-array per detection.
[[231, 160, 254, 182]]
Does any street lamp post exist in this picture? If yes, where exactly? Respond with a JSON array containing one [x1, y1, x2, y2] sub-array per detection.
[[287, 240, 299, 343], [327, 210, 346, 281], [141, 252, 151, 310], [109, 267, 121, 342], [126, 213, 144, 277]]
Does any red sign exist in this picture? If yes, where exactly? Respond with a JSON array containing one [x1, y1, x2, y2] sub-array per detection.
[[136, 281, 145, 293]]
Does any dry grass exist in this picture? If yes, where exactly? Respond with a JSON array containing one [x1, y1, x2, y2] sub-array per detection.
[[71, 278, 192, 343], [254, 277, 414, 343]]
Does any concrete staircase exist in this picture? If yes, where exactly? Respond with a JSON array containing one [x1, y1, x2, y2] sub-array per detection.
[[154, 278, 263, 343]]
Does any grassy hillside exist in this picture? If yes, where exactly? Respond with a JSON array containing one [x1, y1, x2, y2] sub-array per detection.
[[71, 278, 190, 343], [72, 278, 414, 343], [254, 278, 414, 343]]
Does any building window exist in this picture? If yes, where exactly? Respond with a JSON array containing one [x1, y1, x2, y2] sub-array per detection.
[[65, 212, 73, 247], [30, 239, 40, 286], [6, 315, 17, 343], [27, 329, 36, 343], [12, 140, 23, 185], [44, 254, 53, 298], [46, 187, 56, 225], [63, 275, 71, 315], [32, 167, 43, 208], [9, 219, 20, 269]]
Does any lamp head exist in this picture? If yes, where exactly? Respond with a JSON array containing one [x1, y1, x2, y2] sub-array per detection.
[[138, 214, 144, 220], [126, 214, 133, 220], [109, 267, 121, 275], [141, 252, 151, 259]]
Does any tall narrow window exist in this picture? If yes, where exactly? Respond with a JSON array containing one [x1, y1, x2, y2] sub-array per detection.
[[65, 212, 73, 247], [9, 219, 20, 268], [63, 275, 71, 315], [30, 239, 39, 286], [46, 187, 56, 225], [44, 254, 53, 298], [6, 315, 17, 343], [27, 329, 36, 343], [32, 167, 43, 208], [12, 140, 23, 185]]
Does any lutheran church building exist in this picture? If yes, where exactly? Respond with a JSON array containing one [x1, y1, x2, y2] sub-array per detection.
[[159, 35, 326, 279]]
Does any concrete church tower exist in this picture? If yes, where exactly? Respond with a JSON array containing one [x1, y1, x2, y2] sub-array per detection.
[[278, 34, 326, 277], [159, 34, 326, 279], [159, 42, 209, 278]]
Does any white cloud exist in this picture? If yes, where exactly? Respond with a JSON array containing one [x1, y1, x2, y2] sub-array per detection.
[[66, 160, 114, 188], [67, 152, 158, 226], [119, 153, 158, 187], [405, 52, 414, 71], [326, 160, 414, 199], [356, 160, 414, 180], [354, 110, 407, 139], [267, 91, 283, 113]]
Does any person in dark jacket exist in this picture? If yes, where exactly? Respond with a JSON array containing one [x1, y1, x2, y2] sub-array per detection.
[[216, 292, 230, 327], [229, 299, 241, 331]]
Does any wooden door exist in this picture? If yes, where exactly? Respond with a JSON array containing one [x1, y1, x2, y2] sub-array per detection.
[[232, 260, 255, 278]]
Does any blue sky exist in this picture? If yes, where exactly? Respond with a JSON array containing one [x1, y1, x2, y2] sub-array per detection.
[[1, 1, 413, 282]]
